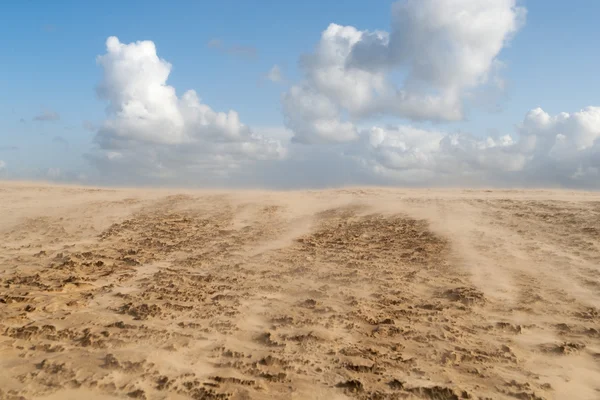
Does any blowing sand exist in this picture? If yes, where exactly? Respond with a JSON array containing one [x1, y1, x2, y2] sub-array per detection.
[[1, 182, 599, 400]]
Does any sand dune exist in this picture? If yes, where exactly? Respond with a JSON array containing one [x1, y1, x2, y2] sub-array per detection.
[[1, 182, 599, 400]]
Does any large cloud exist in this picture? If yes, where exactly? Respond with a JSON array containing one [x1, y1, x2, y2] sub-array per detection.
[[283, 0, 525, 144], [516, 107, 600, 185], [82, 10, 600, 190], [212, 106, 594, 189], [88, 37, 285, 183], [354, 107, 600, 187], [282, 84, 359, 144]]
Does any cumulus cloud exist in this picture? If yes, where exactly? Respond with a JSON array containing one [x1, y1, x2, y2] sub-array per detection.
[[235, 106, 599, 189], [283, 0, 525, 144], [351, 107, 600, 187], [282, 85, 358, 144], [515, 107, 600, 185], [81, 7, 600, 190], [356, 126, 524, 184], [33, 110, 60, 121], [88, 36, 284, 183]]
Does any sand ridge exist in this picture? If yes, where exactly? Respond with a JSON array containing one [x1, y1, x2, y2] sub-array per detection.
[[1, 183, 599, 399]]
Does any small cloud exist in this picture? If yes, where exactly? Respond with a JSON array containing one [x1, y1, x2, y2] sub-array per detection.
[[53, 136, 69, 148], [33, 110, 60, 121], [0, 145, 18, 151], [43, 24, 57, 33], [0, 160, 6, 169], [208, 39, 258, 60], [19, 118, 25, 123], [83, 120, 97, 132], [266, 65, 284, 83], [226, 45, 258, 59], [207, 38, 222, 48]]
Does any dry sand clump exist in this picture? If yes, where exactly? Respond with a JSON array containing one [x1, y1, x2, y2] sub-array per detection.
[[1, 182, 600, 399]]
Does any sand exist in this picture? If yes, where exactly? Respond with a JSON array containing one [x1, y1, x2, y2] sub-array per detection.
[[1, 182, 599, 400]]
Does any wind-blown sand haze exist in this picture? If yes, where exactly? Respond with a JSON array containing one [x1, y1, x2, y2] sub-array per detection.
[[1, 182, 599, 399]]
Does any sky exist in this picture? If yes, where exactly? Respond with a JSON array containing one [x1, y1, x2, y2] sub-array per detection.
[[1, 0, 599, 188]]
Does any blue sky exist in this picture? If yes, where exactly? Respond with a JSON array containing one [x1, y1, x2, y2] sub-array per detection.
[[1, 1, 599, 188]]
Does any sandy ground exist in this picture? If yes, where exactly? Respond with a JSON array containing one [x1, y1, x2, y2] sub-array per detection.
[[1, 182, 600, 400]]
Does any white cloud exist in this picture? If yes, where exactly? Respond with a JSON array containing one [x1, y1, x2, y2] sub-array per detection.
[[352, 107, 600, 187], [282, 85, 358, 144], [385, 0, 524, 93], [357, 126, 526, 184], [79, 10, 600, 190], [283, 0, 525, 143], [89, 36, 285, 182], [239, 106, 599, 189], [516, 107, 600, 184], [266, 65, 284, 83], [519, 107, 600, 152], [0, 160, 6, 170]]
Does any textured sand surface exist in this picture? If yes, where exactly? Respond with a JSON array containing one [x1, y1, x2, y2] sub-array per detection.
[[1, 182, 600, 400]]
